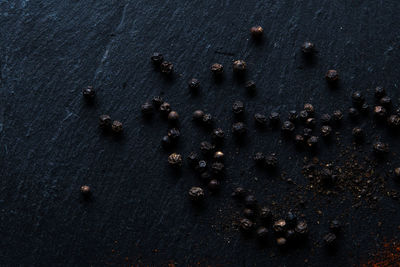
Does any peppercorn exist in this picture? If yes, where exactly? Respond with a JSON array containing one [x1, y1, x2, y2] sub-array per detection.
[[352, 127, 363, 140], [111, 120, 123, 133], [141, 102, 154, 116], [306, 117, 316, 128], [256, 227, 268, 240], [208, 179, 220, 191], [214, 151, 224, 161], [299, 110, 309, 122], [360, 103, 369, 114], [211, 162, 224, 175], [373, 142, 389, 154], [188, 186, 205, 201], [380, 96, 392, 108], [82, 86, 95, 99], [253, 152, 265, 166], [232, 122, 247, 136], [286, 229, 296, 242], [373, 105, 387, 119], [295, 221, 308, 236], [152, 96, 164, 107], [196, 160, 207, 173], [325, 70, 339, 83], [295, 134, 304, 145], [265, 154, 278, 169], [159, 102, 171, 115], [232, 187, 246, 199], [307, 136, 319, 148], [167, 128, 180, 140], [273, 219, 287, 233], [254, 113, 268, 126], [232, 100, 245, 115], [276, 237, 287, 247], [168, 153, 182, 167], [150, 52, 163, 66], [250, 26, 263, 38], [200, 171, 211, 182], [212, 128, 225, 142], [80, 185, 91, 197], [211, 63, 224, 75], [388, 115, 400, 128], [332, 110, 343, 121], [187, 152, 199, 167], [233, 60, 247, 73], [329, 220, 341, 233], [243, 208, 255, 219], [245, 80, 256, 93], [288, 110, 298, 122], [323, 233, 337, 246], [320, 113, 332, 125], [244, 194, 257, 207], [348, 107, 359, 119], [192, 110, 204, 121], [352, 91, 365, 106], [375, 86, 386, 99], [394, 167, 400, 178], [200, 141, 214, 154], [303, 128, 313, 138], [321, 125, 332, 137], [321, 168, 333, 183], [161, 135, 172, 148], [99, 114, 112, 129], [286, 211, 297, 227], [240, 218, 254, 232], [304, 103, 315, 115], [269, 112, 280, 125], [282, 121, 295, 134], [160, 61, 173, 74], [202, 113, 213, 126], [188, 78, 200, 90], [301, 41, 315, 54], [168, 111, 179, 123], [259, 206, 272, 222]]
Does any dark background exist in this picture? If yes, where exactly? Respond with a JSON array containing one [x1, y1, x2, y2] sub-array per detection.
[[1, 0, 400, 266]]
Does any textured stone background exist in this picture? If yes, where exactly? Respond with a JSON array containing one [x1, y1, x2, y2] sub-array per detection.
[[1, 0, 400, 266]]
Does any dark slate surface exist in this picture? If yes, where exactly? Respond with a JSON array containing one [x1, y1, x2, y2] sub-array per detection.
[[1, 0, 400, 266]]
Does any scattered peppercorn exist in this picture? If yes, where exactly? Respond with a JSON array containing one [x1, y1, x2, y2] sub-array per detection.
[[208, 179, 220, 191], [321, 125, 332, 137], [200, 141, 214, 154], [240, 218, 254, 231], [352, 127, 364, 140], [288, 110, 298, 122], [286, 211, 298, 227], [188, 186, 205, 201], [282, 121, 295, 134], [111, 120, 123, 133], [232, 101, 245, 115], [325, 70, 339, 83], [380, 96, 392, 108], [99, 114, 112, 129], [348, 107, 359, 119], [152, 96, 164, 107], [329, 220, 341, 233], [352, 91, 365, 106], [295, 134, 304, 146], [332, 110, 343, 122], [320, 113, 332, 125], [265, 154, 278, 169], [168, 153, 183, 167], [159, 102, 171, 115], [250, 26, 264, 38], [388, 115, 400, 128], [82, 86, 95, 99], [273, 219, 287, 234], [301, 41, 315, 54], [286, 229, 296, 242], [80, 185, 91, 197], [244, 195, 257, 207], [394, 167, 400, 178], [167, 128, 180, 140], [167, 111, 179, 123], [254, 113, 267, 126], [192, 110, 205, 121], [202, 113, 213, 126], [160, 61, 173, 74], [232, 122, 247, 136], [214, 151, 224, 161], [375, 86, 386, 98], [295, 221, 308, 236], [259, 206, 272, 222], [233, 60, 247, 73], [211, 63, 224, 75], [211, 162, 224, 175], [307, 136, 319, 148], [187, 152, 199, 167], [299, 110, 309, 122], [373, 105, 387, 119], [254, 152, 265, 166], [256, 227, 268, 240], [276, 237, 287, 247], [196, 160, 207, 173], [360, 103, 369, 114], [243, 208, 255, 219], [141, 102, 154, 117], [150, 52, 163, 66], [212, 128, 225, 142], [188, 78, 200, 90], [303, 128, 313, 138], [304, 103, 315, 115], [323, 233, 337, 246], [245, 80, 256, 93], [161, 135, 172, 148], [306, 117, 316, 128], [200, 172, 210, 182], [269, 112, 280, 125], [373, 142, 389, 154], [232, 187, 246, 199]]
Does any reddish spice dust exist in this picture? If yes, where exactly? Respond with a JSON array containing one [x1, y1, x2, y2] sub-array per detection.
[[361, 240, 400, 267]]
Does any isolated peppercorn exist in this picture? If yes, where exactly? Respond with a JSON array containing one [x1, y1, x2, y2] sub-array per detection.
[[303, 128, 313, 138], [265, 154, 278, 169], [211, 63, 224, 75], [254, 113, 268, 126], [306, 117, 316, 128], [320, 113, 332, 125], [360, 103, 369, 114], [332, 110, 343, 122], [200, 172, 210, 182], [211, 162, 224, 175], [253, 152, 265, 166], [82, 86, 95, 99], [212, 128, 225, 142], [214, 151, 224, 161], [152, 96, 164, 107], [99, 114, 112, 129], [352, 91, 365, 106], [256, 227, 268, 240], [348, 107, 359, 119], [161, 135, 172, 148], [395, 167, 400, 178], [273, 219, 287, 233], [187, 152, 199, 167], [233, 60, 247, 73], [243, 208, 255, 219], [388, 115, 400, 128], [200, 141, 214, 154], [188, 187, 205, 201], [202, 113, 213, 126], [282, 121, 295, 134], [323, 233, 337, 246], [375, 86, 386, 99], [288, 110, 298, 122], [352, 127, 364, 140], [232, 122, 247, 136], [245, 80, 256, 93], [276, 237, 287, 247], [373, 142, 389, 154], [80, 185, 91, 197], [188, 78, 200, 90], [111, 120, 123, 133], [208, 179, 220, 191], [244, 195, 257, 207], [321, 168, 333, 183], [150, 52, 163, 66], [250, 26, 263, 38], [329, 220, 341, 233], [259, 206, 272, 222], [196, 160, 207, 173], [380, 96, 392, 108], [159, 102, 171, 115], [304, 103, 315, 115], [325, 70, 339, 83], [192, 110, 204, 121], [295, 134, 304, 145], [167, 128, 180, 140], [168, 153, 182, 167], [240, 218, 254, 231], [232, 187, 246, 199], [286, 211, 298, 227], [301, 41, 315, 54], [295, 221, 308, 236], [160, 61, 173, 74], [373, 105, 387, 119], [232, 101, 245, 115], [269, 112, 280, 125], [321, 125, 332, 137], [307, 136, 319, 148], [286, 229, 296, 242], [167, 111, 179, 123], [141, 102, 154, 116]]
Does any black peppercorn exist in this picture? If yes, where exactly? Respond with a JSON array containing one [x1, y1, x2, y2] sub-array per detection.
[[243, 208, 255, 219], [188, 78, 200, 90], [214, 151, 224, 161], [321, 167, 333, 183], [304, 103, 315, 115], [265, 154, 278, 169], [160, 61, 173, 74], [240, 218, 254, 231], [168, 111, 179, 123], [295, 221, 308, 236], [208, 179, 220, 191], [373, 105, 387, 119], [200, 141, 214, 154], [320, 113, 332, 125], [325, 70, 339, 83], [211, 162, 224, 175], [188, 186, 205, 201], [245, 80, 256, 93], [232, 101, 245, 115], [348, 107, 359, 119], [306, 117, 316, 128], [282, 121, 295, 134], [244, 194, 257, 207], [388, 115, 400, 128], [232, 122, 247, 136], [277, 237, 287, 247], [256, 227, 268, 240], [269, 112, 280, 125], [286, 229, 296, 242], [212, 128, 225, 142], [375, 86, 386, 99], [167, 128, 180, 140], [159, 102, 171, 115], [187, 152, 199, 167], [141, 102, 154, 116], [80, 185, 91, 197], [288, 110, 298, 122], [329, 220, 341, 233], [168, 153, 183, 167], [303, 128, 313, 138], [254, 152, 265, 166], [196, 160, 207, 173], [254, 113, 268, 126], [232, 187, 246, 199], [273, 219, 287, 234], [233, 60, 247, 73], [295, 134, 304, 145], [99, 114, 112, 129], [352, 127, 363, 140], [192, 110, 205, 121], [301, 41, 315, 54], [111, 120, 123, 133], [259, 206, 272, 222], [150, 52, 163, 66], [82, 86, 95, 99], [211, 63, 224, 75], [373, 142, 389, 154], [299, 110, 309, 122], [286, 211, 297, 227], [360, 103, 369, 114], [323, 233, 337, 246], [332, 110, 343, 122], [307, 136, 319, 148], [161, 135, 172, 148], [202, 113, 213, 126], [394, 167, 400, 178], [321, 125, 332, 137], [352, 91, 365, 106], [200, 171, 211, 182], [250, 26, 263, 38], [152, 96, 164, 107], [380, 96, 392, 108]]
